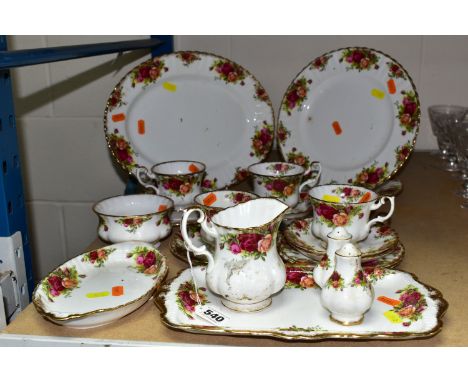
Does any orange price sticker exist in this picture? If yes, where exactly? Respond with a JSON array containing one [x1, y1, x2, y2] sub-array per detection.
[[358, 192, 372, 203], [112, 286, 124, 297], [158, 204, 168, 212], [331, 121, 343, 136], [138, 119, 145, 135], [203, 193, 217, 206], [111, 113, 126, 122], [387, 79, 396, 94], [189, 164, 200, 173], [377, 295, 400, 307]]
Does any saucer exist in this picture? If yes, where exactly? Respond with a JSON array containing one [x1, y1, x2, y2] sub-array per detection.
[[283, 218, 399, 258], [277, 234, 405, 269]]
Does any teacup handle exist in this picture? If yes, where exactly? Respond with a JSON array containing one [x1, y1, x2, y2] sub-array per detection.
[[136, 167, 159, 195], [299, 161, 322, 193], [364, 196, 395, 232], [181, 208, 217, 272]]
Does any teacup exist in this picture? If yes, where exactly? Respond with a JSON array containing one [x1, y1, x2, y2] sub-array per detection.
[[194, 190, 258, 243], [93, 194, 173, 243], [136, 160, 206, 209], [308, 184, 395, 242], [248, 161, 321, 208]]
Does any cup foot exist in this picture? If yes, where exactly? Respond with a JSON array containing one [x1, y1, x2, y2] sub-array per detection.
[[221, 298, 272, 313], [329, 314, 364, 326]]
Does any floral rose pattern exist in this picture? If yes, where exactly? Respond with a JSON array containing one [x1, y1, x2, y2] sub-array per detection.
[[340, 48, 379, 71], [326, 271, 345, 291], [210, 59, 246, 85], [363, 266, 395, 282], [202, 178, 218, 191], [392, 285, 427, 326], [250, 121, 274, 158], [233, 167, 249, 183], [282, 76, 312, 115], [130, 58, 168, 87], [176, 281, 209, 319], [312, 201, 363, 228], [176, 52, 201, 66], [351, 270, 368, 289], [99, 216, 109, 233], [254, 83, 270, 103], [82, 247, 116, 267], [107, 84, 126, 112], [220, 229, 275, 261], [395, 142, 412, 167], [156, 213, 171, 227], [266, 163, 294, 175], [397, 91, 419, 135], [387, 62, 407, 80], [293, 219, 310, 233], [310, 54, 331, 71], [160, 174, 200, 197], [126, 246, 161, 275], [285, 267, 316, 290], [374, 224, 394, 239], [115, 215, 152, 233], [277, 121, 291, 145], [331, 186, 365, 203], [256, 175, 301, 200], [318, 254, 331, 270], [107, 131, 136, 171], [41, 266, 85, 301], [286, 149, 311, 169], [226, 192, 253, 204], [350, 162, 389, 188]]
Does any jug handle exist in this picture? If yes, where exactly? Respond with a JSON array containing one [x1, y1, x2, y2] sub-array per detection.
[[136, 166, 159, 195], [299, 161, 322, 193], [181, 208, 216, 272], [364, 196, 395, 232]]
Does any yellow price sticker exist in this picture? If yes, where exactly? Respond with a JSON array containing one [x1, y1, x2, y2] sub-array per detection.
[[371, 88, 385, 100], [383, 310, 403, 324], [322, 194, 341, 203], [163, 82, 177, 92], [86, 291, 110, 299]]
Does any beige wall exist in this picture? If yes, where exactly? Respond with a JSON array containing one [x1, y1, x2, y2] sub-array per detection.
[[9, 35, 468, 280]]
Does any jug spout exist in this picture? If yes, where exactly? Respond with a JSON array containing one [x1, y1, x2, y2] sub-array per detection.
[[210, 198, 289, 230]]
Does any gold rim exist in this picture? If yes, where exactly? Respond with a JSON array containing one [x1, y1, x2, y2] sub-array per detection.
[[154, 267, 447, 342], [277, 46, 420, 189], [92, 194, 174, 218], [208, 197, 289, 232], [308, 184, 380, 205], [103, 50, 275, 188], [248, 162, 305, 179], [32, 247, 168, 322], [150, 160, 206, 176], [284, 221, 400, 258]]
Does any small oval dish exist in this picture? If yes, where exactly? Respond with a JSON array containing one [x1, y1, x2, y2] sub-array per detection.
[[93, 194, 173, 243], [33, 241, 168, 329]]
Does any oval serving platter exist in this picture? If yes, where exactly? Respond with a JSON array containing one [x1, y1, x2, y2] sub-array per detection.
[[104, 51, 275, 190], [155, 265, 447, 342], [278, 47, 420, 188], [33, 241, 167, 329]]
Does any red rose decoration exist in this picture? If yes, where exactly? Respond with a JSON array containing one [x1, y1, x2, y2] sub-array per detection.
[[143, 251, 156, 268], [48, 275, 64, 292], [316, 203, 338, 220], [168, 178, 183, 191], [286, 268, 306, 284], [238, 233, 263, 252]]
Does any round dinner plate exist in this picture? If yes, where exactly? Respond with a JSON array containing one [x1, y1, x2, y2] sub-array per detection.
[[278, 47, 420, 188], [104, 51, 275, 190]]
